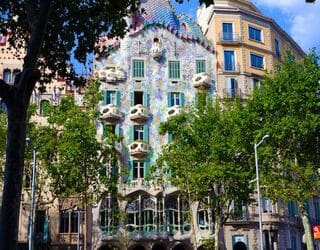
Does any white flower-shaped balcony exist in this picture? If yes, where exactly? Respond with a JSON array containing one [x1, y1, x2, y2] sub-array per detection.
[[129, 104, 148, 123], [100, 104, 121, 123], [128, 141, 149, 158], [167, 105, 182, 118], [192, 72, 211, 89]]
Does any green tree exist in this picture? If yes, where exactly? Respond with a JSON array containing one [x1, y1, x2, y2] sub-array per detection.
[[0, 1, 139, 248], [248, 51, 320, 250], [153, 94, 254, 250], [36, 81, 118, 199]]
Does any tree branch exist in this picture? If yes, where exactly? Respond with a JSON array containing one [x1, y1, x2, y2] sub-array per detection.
[[23, 0, 52, 70], [25, 0, 37, 30]]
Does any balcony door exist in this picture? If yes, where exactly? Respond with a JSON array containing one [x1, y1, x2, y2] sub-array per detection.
[[222, 23, 233, 41]]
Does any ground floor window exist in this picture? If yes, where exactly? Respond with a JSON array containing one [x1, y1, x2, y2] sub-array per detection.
[[100, 194, 119, 235], [123, 194, 191, 236]]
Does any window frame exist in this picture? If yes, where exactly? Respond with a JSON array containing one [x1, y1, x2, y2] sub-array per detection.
[[222, 22, 234, 41], [133, 125, 144, 141], [223, 50, 236, 71], [169, 92, 180, 107], [275, 39, 281, 57], [133, 161, 144, 179], [248, 25, 263, 42], [105, 90, 117, 105], [195, 59, 206, 74], [250, 52, 265, 69], [132, 58, 145, 80], [168, 60, 181, 80]]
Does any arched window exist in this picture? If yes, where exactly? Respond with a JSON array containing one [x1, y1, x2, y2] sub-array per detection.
[[165, 195, 190, 235], [141, 196, 156, 235], [197, 200, 211, 231], [126, 197, 140, 236], [3, 69, 11, 83], [100, 194, 119, 235], [40, 100, 50, 116]]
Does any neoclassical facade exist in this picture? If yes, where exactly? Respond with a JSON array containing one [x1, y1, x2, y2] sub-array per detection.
[[92, 1, 216, 249]]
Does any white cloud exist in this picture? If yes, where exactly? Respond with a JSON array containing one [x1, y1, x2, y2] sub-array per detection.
[[252, 0, 320, 51]]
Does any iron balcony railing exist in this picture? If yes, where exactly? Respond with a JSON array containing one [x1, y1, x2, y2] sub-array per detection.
[[219, 32, 242, 43], [223, 88, 245, 99]]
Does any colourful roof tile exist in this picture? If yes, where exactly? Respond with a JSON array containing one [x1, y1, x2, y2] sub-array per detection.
[[129, 0, 214, 52]]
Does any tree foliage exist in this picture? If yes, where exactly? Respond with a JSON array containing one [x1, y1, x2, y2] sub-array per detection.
[[153, 94, 254, 249], [248, 51, 320, 250], [34, 81, 119, 201], [0, 1, 140, 247], [0, 0, 139, 83]]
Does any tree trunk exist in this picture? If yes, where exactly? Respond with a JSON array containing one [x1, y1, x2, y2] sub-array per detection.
[[301, 212, 315, 250], [0, 1, 51, 248], [214, 216, 221, 250], [0, 87, 29, 250]]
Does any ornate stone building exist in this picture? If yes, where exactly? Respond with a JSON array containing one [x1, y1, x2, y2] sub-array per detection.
[[92, 0, 216, 249]]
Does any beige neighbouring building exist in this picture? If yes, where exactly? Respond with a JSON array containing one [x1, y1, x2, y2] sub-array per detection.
[[0, 33, 90, 250], [197, 1, 319, 250], [197, 0, 305, 99]]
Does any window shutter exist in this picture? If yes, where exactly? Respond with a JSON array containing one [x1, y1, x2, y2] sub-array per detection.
[[129, 126, 134, 142], [116, 91, 121, 106], [115, 124, 121, 136], [144, 156, 151, 177], [130, 92, 134, 106], [168, 133, 173, 143], [143, 92, 149, 107], [143, 125, 149, 143], [103, 90, 107, 105], [211, 80, 216, 93], [127, 161, 133, 181], [167, 92, 172, 107], [180, 92, 185, 107]]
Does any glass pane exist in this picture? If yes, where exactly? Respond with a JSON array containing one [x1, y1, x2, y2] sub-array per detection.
[[224, 51, 235, 71], [222, 23, 233, 40], [71, 211, 79, 233], [196, 60, 206, 73], [133, 59, 144, 78], [169, 61, 180, 79]]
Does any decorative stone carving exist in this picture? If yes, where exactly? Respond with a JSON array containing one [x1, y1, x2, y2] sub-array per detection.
[[128, 141, 149, 158], [167, 105, 181, 118], [100, 104, 121, 123], [129, 104, 148, 123], [192, 72, 211, 89], [151, 38, 162, 60]]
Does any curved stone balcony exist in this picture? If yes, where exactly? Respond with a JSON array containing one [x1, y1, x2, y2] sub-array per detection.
[[192, 72, 211, 89], [129, 104, 148, 123], [100, 104, 121, 123], [128, 141, 149, 158], [97, 67, 126, 83], [167, 105, 181, 118]]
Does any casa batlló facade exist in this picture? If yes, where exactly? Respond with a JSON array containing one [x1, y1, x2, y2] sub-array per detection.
[[92, 0, 216, 249]]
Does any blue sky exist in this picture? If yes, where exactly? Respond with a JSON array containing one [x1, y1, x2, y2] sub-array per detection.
[[171, 0, 320, 53]]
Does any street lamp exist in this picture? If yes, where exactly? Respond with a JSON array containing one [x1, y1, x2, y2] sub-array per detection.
[[254, 134, 269, 250], [26, 138, 37, 250]]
